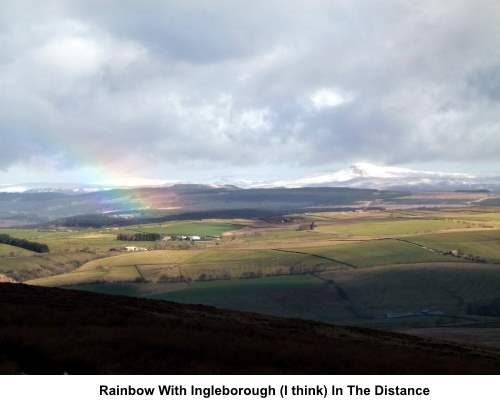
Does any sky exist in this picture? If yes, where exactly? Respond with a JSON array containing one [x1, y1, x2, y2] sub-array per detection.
[[1, 0, 500, 186]]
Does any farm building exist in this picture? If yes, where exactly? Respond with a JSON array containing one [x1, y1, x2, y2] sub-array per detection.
[[173, 235, 202, 241], [124, 246, 148, 252]]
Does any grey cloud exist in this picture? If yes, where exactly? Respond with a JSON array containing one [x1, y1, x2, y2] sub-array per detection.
[[1, 0, 500, 182], [469, 65, 500, 101], [68, 0, 308, 64]]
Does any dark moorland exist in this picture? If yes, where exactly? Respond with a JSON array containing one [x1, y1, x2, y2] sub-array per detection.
[[1, 283, 500, 374]]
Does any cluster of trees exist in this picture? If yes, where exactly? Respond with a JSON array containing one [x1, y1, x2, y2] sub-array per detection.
[[52, 214, 131, 228], [0, 234, 50, 253], [117, 233, 162, 241]]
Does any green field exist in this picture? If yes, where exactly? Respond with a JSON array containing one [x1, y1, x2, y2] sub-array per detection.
[[29, 248, 341, 286], [0, 219, 242, 253], [0, 220, 243, 282], [0, 243, 34, 257], [321, 263, 500, 318], [317, 218, 472, 237], [0, 251, 99, 281], [408, 230, 500, 263], [122, 221, 243, 237], [6, 207, 500, 334], [295, 239, 461, 267], [69, 275, 354, 323], [67, 261, 500, 328], [0, 228, 155, 253], [33, 236, 461, 287], [32, 265, 143, 286], [63, 281, 188, 297]]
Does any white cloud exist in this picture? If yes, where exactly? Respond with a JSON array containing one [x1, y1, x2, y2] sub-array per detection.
[[28, 22, 146, 79], [309, 87, 354, 110], [34, 36, 103, 76]]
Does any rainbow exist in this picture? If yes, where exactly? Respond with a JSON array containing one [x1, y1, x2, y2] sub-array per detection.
[[38, 135, 177, 213], [85, 186, 182, 214]]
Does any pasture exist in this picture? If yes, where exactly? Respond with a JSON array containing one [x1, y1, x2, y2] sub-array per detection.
[[0, 251, 99, 281], [0, 227, 155, 253], [0, 219, 242, 253], [0, 220, 243, 281], [323, 262, 500, 306], [0, 243, 33, 257], [294, 239, 461, 267], [125, 221, 243, 236], [29, 248, 341, 286], [316, 218, 473, 237], [69, 275, 355, 323], [67, 261, 500, 328], [7, 206, 500, 335], [408, 230, 500, 263]]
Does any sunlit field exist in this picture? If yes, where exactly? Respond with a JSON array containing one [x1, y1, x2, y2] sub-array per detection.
[[0, 206, 498, 334]]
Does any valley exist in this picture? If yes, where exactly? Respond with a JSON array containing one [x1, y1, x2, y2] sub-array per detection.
[[2, 192, 500, 353]]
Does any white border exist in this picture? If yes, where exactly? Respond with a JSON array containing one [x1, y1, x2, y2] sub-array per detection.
[[1, 375, 497, 405]]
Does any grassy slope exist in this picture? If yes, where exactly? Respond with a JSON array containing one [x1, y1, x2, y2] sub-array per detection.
[[0, 251, 99, 282], [321, 263, 500, 318], [0, 228, 156, 253], [316, 218, 468, 237], [408, 230, 500, 263], [126, 221, 243, 236], [73, 275, 354, 323], [29, 248, 341, 286], [0, 243, 34, 257], [6, 208, 500, 335], [2, 283, 500, 374], [296, 239, 460, 267], [0, 220, 241, 282], [401, 328, 500, 349], [68, 262, 500, 327], [36, 235, 459, 287], [0, 220, 241, 253], [27, 229, 474, 287]]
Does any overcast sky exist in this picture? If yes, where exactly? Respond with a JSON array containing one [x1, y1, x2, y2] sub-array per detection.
[[1, 0, 500, 185]]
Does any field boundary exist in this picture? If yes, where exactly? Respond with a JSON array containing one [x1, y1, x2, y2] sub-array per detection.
[[271, 248, 357, 268]]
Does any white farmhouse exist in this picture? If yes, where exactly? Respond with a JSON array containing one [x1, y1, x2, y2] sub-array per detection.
[[124, 246, 147, 252]]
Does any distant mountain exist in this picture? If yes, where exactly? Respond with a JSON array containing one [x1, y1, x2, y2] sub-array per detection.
[[1, 163, 499, 226], [0, 183, 112, 194], [0, 182, 234, 194], [251, 163, 500, 191], [2, 163, 500, 193]]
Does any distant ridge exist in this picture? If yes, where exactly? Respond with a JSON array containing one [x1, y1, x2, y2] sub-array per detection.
[[0, 187, 399, 226], [454, 189, 491, 193], [3, 163, 500, 193], [243, 163, 500, 191]]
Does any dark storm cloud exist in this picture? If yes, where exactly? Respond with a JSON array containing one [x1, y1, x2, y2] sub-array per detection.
[[1, 0, 500, 178]]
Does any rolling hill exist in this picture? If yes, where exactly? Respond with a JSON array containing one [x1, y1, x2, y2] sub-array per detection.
[[0, 185, 402, 226], [1, 283, 500, 374]]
